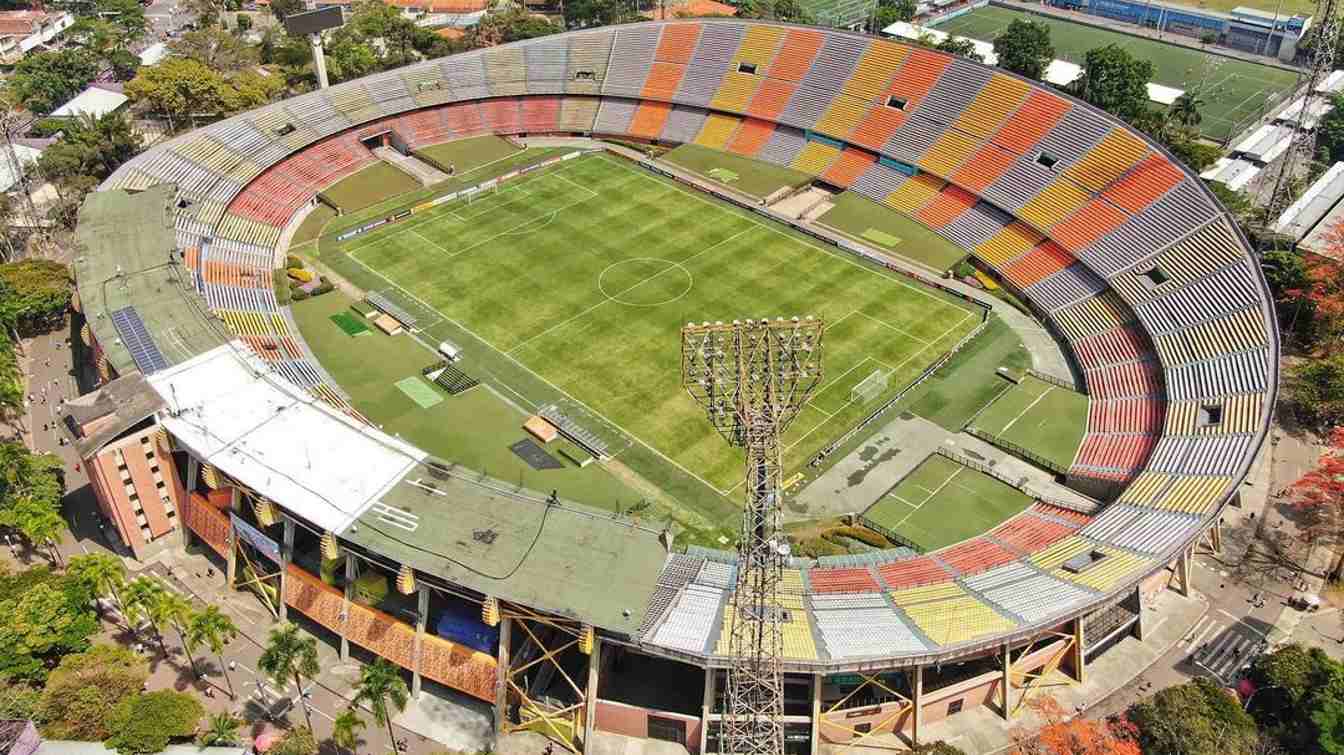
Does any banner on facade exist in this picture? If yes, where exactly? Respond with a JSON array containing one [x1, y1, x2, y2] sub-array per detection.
[[231, 513, 281, 563]]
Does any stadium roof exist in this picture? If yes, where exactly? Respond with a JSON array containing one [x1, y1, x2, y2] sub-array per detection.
[[74, 185, 227, 376], [341, 472, 667, 636], [150, 344, 424, 533]]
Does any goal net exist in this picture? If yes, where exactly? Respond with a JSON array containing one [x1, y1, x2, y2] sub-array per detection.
[[851, 369, 891, 405]]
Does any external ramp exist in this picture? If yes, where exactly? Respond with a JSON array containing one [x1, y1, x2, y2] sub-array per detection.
[[373, 146, 450, 187]]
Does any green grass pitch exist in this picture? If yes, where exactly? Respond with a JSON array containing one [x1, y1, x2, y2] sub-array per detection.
[[969, 375, 1088, 472], [817, 191, 968, 273], [863, 454, 1034, 551], [932, 5, 1300, 142], [663, 143, 812, 200], [330, 311, 370, 336], [321, 153, 982, 494], [321, 162, 422, 211]]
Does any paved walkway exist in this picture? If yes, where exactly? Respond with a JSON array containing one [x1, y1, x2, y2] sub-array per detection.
[[789, 414, 1095, 522]]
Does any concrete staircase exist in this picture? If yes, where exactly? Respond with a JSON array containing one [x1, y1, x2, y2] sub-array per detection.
[[372, 146, 450, 187]]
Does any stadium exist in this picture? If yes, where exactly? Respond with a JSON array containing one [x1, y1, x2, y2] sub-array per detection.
[[69, 19, 1278, 754]]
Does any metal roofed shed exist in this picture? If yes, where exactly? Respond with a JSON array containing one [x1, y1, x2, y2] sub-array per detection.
[[1200, 157, 1261, 191], [340, 469, 667, 636], [74, 185, 227, 375], [1277, 161, 1344, 240], [50, 86, 128, 118], [1230, 122, 1295, 164], [149, 344, 426, 533]]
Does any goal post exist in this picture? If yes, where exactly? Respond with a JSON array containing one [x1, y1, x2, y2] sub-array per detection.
[[851, 369, 891, 405]]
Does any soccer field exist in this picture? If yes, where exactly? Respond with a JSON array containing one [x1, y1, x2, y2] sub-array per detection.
[[321, 153, 982, 493], [863, 454, 1034, 551], [932, 5, 1300, 142], [969, 375, 1088, 472]]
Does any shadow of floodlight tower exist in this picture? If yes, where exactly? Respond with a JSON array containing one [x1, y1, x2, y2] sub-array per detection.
[[680, 316, 824, 755]]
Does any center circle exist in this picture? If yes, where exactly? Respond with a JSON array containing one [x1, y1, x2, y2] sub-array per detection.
[[597, 257, 694, 307]]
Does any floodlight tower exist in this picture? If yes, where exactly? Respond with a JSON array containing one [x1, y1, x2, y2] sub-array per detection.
[[1266, 0, 1339, 220], [680, 317, 824, 755]]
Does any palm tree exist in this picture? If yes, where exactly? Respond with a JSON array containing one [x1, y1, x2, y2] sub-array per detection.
[[188, 606, 240, 699], [67, 552, 129, 624], [352, 659, 409, 753], [122, 576, 169, 655], [156, 591, 200, 677], [331, 708, 367, 755], [1172, 91, 1204, 128], [258, 623, 320, 731], [196, 713, 243, 747]]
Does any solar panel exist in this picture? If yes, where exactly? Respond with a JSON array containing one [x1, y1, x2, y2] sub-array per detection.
[[110, 306, 170, 374]]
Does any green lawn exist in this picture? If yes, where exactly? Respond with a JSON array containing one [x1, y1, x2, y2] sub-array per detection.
[[968, 374, 1088, 472], [863, 454, 1034, 551], [903, 316, 1032, 431], [323, 146, 566, 239], [293, 205, 337, 247], [933, 5, 1301, 142], [415, 134, 521, 175], [320, 162, 422, 212], [318, 153, 981, 499], [816, 191, 969, 273], [290, 291, 644, 510], [662, 143, 813, 200]]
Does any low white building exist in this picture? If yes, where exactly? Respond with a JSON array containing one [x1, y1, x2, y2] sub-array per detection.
[[50, 87, 130, 119]]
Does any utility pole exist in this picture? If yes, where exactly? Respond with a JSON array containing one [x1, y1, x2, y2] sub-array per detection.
[[1266, 0, 1339, 221], [680, 316, 824, 755]]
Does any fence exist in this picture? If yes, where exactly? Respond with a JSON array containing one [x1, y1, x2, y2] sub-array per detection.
[[963, 425, 1070, 476], [1026, 368, 1081, 392]]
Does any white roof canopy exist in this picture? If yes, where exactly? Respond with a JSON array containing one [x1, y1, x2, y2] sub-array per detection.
[[50, 87, 128, 118], [149, 344, 424, 533]]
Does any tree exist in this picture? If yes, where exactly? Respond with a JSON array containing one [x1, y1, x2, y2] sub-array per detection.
[[1284, 243, 1344, 350], [331, 708, 367, 755], [169, 27, 254, 71], [67, 552, 129, 624], [125, 58, 281, 127], [105, 690, 204, 755], [0, 260, 72, 334], [563, 0, 640, 27], [188, 605, 240, 698], [1, 495, 66, 565], [95, 0, 148, 40], [0, 442, 64, 517], [353, 659, 410, 751], [271, 726, 318, 755], [8, 49, 99, 115], [1290, 429, 1344, 580], [1013, 697, 1140, 755], [35, 111, 143, 186], [0, 574, 98, 681], [259, 623, 320, 730], [1318, 94, 1344, 164], [108, 49, 141, 81], [269, 0, 304, 20], [468, 9, 561, 48], [196, 713, 243, 747], [993, 19, 1054, 80], [1313, 697, 1344, 754], [156, 592, 200, 677], [121, 576, 170, 655], [1171, 91, 1205, 128], [325, 35, 380, 83], [1128, 677, 1258, 755], [37, 644, 149, 741], [1072, 44, 1154, 123], [912, 743, 966, 755], [182, 0, 224, 28], [1287, 357, 1344, 430]]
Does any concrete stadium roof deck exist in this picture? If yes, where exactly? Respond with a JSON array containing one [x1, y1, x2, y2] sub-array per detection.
[[74, 186, 227, 376]]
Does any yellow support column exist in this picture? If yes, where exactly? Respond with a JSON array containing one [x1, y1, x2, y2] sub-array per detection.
[[1073, 618, 1086, 685], [495, 617, 512, 736], [912, 666, 923, 747], [810, 674, 821, 755], [583, 637, 601, 752]]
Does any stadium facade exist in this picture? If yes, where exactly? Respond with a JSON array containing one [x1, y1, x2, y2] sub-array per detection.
[[69, 20, 1277, 752]]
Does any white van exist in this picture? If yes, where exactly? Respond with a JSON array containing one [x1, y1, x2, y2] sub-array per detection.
[[438, 341, 462, 361]]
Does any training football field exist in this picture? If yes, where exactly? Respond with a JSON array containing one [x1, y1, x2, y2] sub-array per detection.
[[324, 153, 981, 493], [933, 5, 1300, 142], [863, 454, 1034, 551]]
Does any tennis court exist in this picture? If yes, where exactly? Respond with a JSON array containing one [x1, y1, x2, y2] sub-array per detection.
[[932, 5, 1300, 142], [968, 375, 1088, 472], [863, 453, 1034, 551]]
